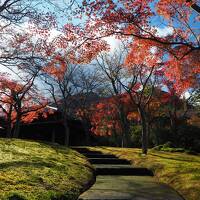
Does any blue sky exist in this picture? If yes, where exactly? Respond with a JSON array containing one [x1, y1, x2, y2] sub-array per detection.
[[0, 0, 199, 98]]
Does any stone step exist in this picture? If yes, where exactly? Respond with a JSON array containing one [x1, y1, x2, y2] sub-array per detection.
[[78, 176, 183, 200], [71, 147, 90, 152], [81, 150, 102, 154], [83, 153, 117, 159], [72, 147, 101, 154], [88, 158, 130, 165], [95, 167, 154, 176], [94, 164, 134, 169]]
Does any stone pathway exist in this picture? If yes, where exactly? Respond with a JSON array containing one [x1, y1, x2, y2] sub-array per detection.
[[73, 147, 183, 200]]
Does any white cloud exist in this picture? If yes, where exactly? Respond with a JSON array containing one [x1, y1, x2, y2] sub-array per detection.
[[104, 36, 121, 53], [104, 27, 173, 52], [47, 28, 64, 42], [155, 26, 174, 37]]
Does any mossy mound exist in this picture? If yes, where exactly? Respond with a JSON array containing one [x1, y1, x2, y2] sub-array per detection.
[[0, 139, 94, 200]]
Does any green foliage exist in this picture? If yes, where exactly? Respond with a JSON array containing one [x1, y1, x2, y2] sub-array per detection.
[[153, 142, 193, 153], [175, 124, 200, 152], [162, 147, 184, 152], [0, 139, 94, 200], [150, 119, 200, 152], [152, 145, 163, 151], [162, 141, 173, 148], [134, 115, 172, 147]]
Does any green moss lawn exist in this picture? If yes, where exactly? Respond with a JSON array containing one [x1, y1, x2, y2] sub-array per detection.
[[89, 147, 200, 200], [0, 139, 94, 200]]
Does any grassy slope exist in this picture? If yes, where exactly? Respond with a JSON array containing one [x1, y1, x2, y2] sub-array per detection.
[[0, 139, 94, 200], [89, 147, 200, 200]]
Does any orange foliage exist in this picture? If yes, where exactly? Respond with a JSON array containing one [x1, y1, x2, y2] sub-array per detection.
[[82, 0, 200, 97], [0, 75, 48, 126], [90, 94, 136, 136]]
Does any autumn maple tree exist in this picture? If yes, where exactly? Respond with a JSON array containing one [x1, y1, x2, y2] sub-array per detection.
[[0, 74, 47, 138], [91, 100, 123, 137], [77, 0, 200, 152], [90, 41, 163, 151], [81, 0, 200, 88], [0, 23, 56, 138], [90, 92, 137, 147], [0, 0, 198, 151], [94, 49, 134, 147], [42, 31, 107, 146]]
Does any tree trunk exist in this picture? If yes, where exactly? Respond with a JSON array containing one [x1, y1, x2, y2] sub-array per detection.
[[121, 123, 129, 148], [138, 107, 148, 155], [118, 105, 129, 148], [6, 122, 12, 138], [82, 120, 90, 145], [6, 107, 13, 138], [121, 132, 125, 148], [147, 120, 150, 147], [13, 115, 21, 138], [63, 117, 70, 146], [141, 119, 148, 154], [169, 110, 177, 144]]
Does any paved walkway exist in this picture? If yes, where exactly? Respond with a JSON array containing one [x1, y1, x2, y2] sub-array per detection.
[[74, 148, 183, 200]]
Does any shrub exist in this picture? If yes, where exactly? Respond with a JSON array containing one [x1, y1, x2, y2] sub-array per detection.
[[163, 141, 174, 148]]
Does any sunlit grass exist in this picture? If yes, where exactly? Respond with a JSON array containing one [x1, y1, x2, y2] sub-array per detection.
[[89, 147, 200, 200], [0, 139, 94, 200]]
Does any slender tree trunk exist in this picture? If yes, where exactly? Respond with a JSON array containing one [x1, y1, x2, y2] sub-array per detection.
[[6, 122, 12, 138], [6, 107, 13, 138], [169, 110, 177, 145], [154, 123, 160, 145], [13, 115, 21, 138], [170, 114, 177, 132], [82, 120, 90, 145], [138, 107, 148, 155], [124, 121, 130, 147], [111, 126, 120, 147], [121, 132, 125, 148], [121, 123, 129, 148], [119, 105, 129, 148], [63, 115, 70, 146], [141, 119, 148, 154], [147, 120, 150, 147]]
